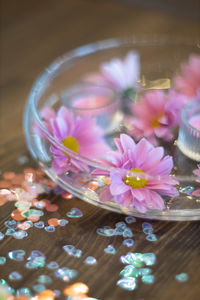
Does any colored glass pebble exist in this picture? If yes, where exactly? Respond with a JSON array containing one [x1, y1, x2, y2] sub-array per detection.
[[120, 265, 140, 278], [46, 261, 59, 269], [59, 219, 68, 226], [13, 230, 28, 239], [8, 250, 25, 261], [123, 228, 133, 238], [0, 257, 6, 265], [142, 274, 155, 284], [142, 222, 153, 229], [139, 268, 152, 276], [146, 234, 157, 242], [116, 277, 137, 291], [4, 220, 17, 229], [5, 228, 15, 236], [48, 218, 59, 226], [37, 275, 52, 284], [34, 221, 45, 229], [44, 225, 55, 232], [104, 245, 116, 255], [143, 228, 153, 235], [142, 253, 156, 266], [123, 239, 134, 248], [32, 284, 46, 293], [54, 267, 77, 281], [84, 256, 97, 265], [175, 273, 189, 282], [67, 208, 83, 218], [125, 216, 136, 224], [179, 186, 194, 195], [9, 271, 22, 281], [63, 282, 89, 296], [0, 232, 4, 240], [16, 288, 32, 297]]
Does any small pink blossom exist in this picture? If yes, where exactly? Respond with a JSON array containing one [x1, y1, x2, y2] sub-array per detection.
[[92, 134, 178, 213], [193, 164, 200, 182], [127, 90, 187, 144], [84, 51, 140, 94], [35, 106, 110, 174], [174, 54, 200, 98]]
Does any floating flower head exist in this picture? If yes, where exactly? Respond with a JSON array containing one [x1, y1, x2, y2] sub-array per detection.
[[174, 54, 200, 98], [84, 51, 140, 98], [92, 134, 178, 213], [35, 106, 110, 174], [127, 90, 187, 144]]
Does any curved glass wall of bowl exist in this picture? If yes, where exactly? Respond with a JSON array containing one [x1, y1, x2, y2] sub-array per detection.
[[178, 102, 200, 162], [24, 37, 200, 220]]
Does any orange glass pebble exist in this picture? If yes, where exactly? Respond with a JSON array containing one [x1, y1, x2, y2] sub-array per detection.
[[11, 209, 25, 221], [17, 222, 31, 230], [36, 289, 55, 300], [3, 171, 16, 180], [46, 204, 58, 212], [14, 296, 29, 300], [63, 282, 89, 296], [48, 218, 59, 226], [104, 178, 111, 185], [27, 214, 40, 222]]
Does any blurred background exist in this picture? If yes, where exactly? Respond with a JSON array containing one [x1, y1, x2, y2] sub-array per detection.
[[0, 0, 200, 169]]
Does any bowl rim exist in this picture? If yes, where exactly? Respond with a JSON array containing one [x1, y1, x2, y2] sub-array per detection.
[[25, 36, 200, 181]]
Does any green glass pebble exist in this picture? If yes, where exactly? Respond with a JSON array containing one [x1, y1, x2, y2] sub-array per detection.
[[37, 275, 52, 284], [0, 279, 7, 285], [175, 273, 189, 282], [142, 275, 155, 284], [0, 257, 6, 265], [104, 245, 116, 255], [32, 284, 46, 293], [120, 265, 140, 278], [143, 253, 156, 266], [9, 271, 22, 281], [139, 268, 152, 276], [16, 288, 32, 297]]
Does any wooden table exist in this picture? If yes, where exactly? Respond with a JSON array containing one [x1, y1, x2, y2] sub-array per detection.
[[1, 1, 200, 299]]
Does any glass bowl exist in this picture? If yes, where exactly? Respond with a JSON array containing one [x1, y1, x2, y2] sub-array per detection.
[[24, 37, 200, 221]]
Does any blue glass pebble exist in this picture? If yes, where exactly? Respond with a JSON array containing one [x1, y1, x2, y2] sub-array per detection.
[[0, 232, 5, 241], [13, 230, 28, 239], [8, 250, 25, 261], [54, 289, 61, 298], [32, 284, 46, 293], [4, 220, 17, 229], [16, 288, 32, 297], [84, 256, 97, 265], [179, 186, 194, 195], [9, 271, 22, 281], [66, 208, 83, 218], [142, 274, 155, 284], [46, 261, 59, 269], [125, 216, 136, 224], [175, 273, 189, 282], [142, 253, 156, 266], [59, 219, 68, 226], [54, 267, 77, 281], [142, 222, 153, 229], [37, 275, 52, 284], [143, 228, 153, 235], [123, 228, 133, 238], [104, 245, 116, 255], [123, 239, 134, 248], [5, 228, 15, 236], [44, 225, 55, 232], [34, 221, 44, 229], [146, 234, 157, 242]]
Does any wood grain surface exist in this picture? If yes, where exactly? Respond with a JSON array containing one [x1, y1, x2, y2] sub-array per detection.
[[0, 1, 200, 300]]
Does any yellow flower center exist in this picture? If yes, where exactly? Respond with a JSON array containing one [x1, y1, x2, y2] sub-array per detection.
[[62, 136, 79, 156], [123, 168, 147, 189], [151, 113, 164, 128]]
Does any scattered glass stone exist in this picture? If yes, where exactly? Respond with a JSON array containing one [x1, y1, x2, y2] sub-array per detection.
[[32, 284, 46, 293], [116, 277, 137, 291], [96, 228, 115, 237], [0, 232, 4, 240], [8, 250, 25, 261], [45, 225, 55, 232], [114, 227, 124, 236], [143, 228, 153, 235], [142, 274, 155, 284], [28, 250, 45, 260], [4, 220, 17, 229], [175, 273, 189, 282], [0, 257, 6, 265], [54, 289, 61, 298], [63, 245, 75, 256], [84, 256, 97, 265], [139, 268, 152, 276], [5, 228, 15, 236], [123, 228, 133, 238], [120, 265, 140, 278], [37, 275, 52, 284], [47, 261, 59, 269], [125, 216, 136, 224], [13, 230, 28, 239], [120, 253, 143, 266], [0, 279, 7, 285], [146, 234, 157, 242], [66, 208, 83, 218], [104, 245, 116, 255], [116, 222, 127, 229], [54, 267, 77, 281], [9, 271, 22, 281], [142, 222, 153, 229], [59, 219, 69, 226], [34, 221, 45, 229], [25, 220, 33, 227], [180, 186, 194, 195], [74, 249, 82, 258], [123, 239, 134, 248], [16, 288, 32, 297], [143, 253, 156, 266]]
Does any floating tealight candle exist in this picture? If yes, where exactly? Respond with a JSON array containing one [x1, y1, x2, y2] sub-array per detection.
[[178, 102, 200, 161]]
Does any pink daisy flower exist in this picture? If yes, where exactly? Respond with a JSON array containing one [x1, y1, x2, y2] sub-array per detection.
[[174, 54, 200, 98], [84, 51, 140, 97], [92, 134, 178, 213], [35, 106, 110, 174], [193, 164, 200, 182], [127, 90, 187, 144]]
